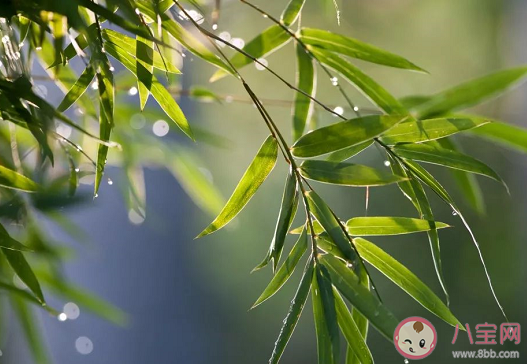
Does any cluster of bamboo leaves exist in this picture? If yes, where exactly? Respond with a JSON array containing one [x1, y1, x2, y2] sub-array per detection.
[[0, 0, 527, 363]]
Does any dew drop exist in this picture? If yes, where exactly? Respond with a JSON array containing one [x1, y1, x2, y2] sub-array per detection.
[[255, 58, 268, 71], [353, 106, 359, 112], [452, 210, 458, 216], [212, 23, 218, 30], [331, 77, 338, 86], [58, 313, 68, 322], [384, 160, 391, 167], [128, 86, 138, 96], [107, 178, 113, 186], [333, 106, 344, 116]]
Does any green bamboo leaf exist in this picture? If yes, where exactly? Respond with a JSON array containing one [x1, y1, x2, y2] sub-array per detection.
[[414, 66, 527, 118], [0, 165, 39, 192], [11, 297, 51, 364], [281, 0, 306, 26], [137, 36, 153, 110], [292, 42, 316, 141], [319, 254, 399, 340], [346, 217, 449, 236], [269, 259, 314, 364], [101, 29, 180, 73], [252, 229, 307, 308], [104, 41, 193, 139], [210, 25, 291, 82], [311, 48, 407, 115], [197, 135, 278, 237], [469, 121, 527, 154], [0, 224, 32, 251], [136, 4, 233, 74], [380, 117, 489, 144], [292, 115, 407, 158], [334, 290, 374, 364], [95, 60, 115, 195], [403, 160, 457, 207], [57, 63, 96, 112], [312, 265, 340, 364], [305, 191, 356, 262], [394, 143, 506, 188], [353, 237, 462, 327], [0, 281, 53, 311], [0, 248, 44, 304], [299, 28, 426, 72], [326, 140, 373, 163], [300, 160, 406, 186], [347, 265, 370, 364]]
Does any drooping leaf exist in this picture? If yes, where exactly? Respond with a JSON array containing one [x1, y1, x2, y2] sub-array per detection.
[[312, 265, 340, 364], [292, 42, 316, 141], [347, 264, 370, 364], [300, 160, 406, 186], [319, 254, 399, 340], [380, 117, 489, 144], [353, 237, 462, 327], [269, 259, 314, 364], [0, 165, 39, 192], [346, 216, 449, 236], [333, 290, 374, 364], [414, 66, 527, 118], [197, 135, 278, 237], [281, 0, 306, 26], [470, 121, 527, 154], [299, 28, 425, 72], [210, 25, 291, 82], [326, 140, 373, 163], [0, 248, 44, 304], [0, 224, 32, 251], [394, 143, 506, 188], [104, 41, 193, 139], [292, 115, 407, 158], [305, 191, 356, 262], [136, 35, 153, 110], [311, 47, 408, 114], [56, 62, 96, 112], [252, 229, 307, 308]]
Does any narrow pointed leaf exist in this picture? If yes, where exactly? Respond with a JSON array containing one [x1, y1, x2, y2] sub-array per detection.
[[300, 160, 406, 186], [292, 115, 407, 158], [346, 217, 449, 236], [299, 28, 425, 72], [404, 160, 457, 207], [0, 224, 32, 251], [470, 121, 527, 154], [104, 41, 193, 139], [334, 290, 374, 364], [312, 265, 340, 364], [269, 259, 314, 364], [210, 25, 291, 82], [414, 66, 527, 118], [292, 42, 316, 141], [57, 63, 96, 112], [380, 117, 489, 144], [394, 143, 505, 187], [281, 0, 306, 26], [136, 36, 153, 110], [348, 265, 370, 364], [0, 165, 39, 192], [0, 248, 44, 303], [252, 229, 307, 308], [326, 140, 373, 163], [311, 48, 407, 114], [319, 254, 399, 340], [198, 136, 278, 237], [353, 237, 461, 327]]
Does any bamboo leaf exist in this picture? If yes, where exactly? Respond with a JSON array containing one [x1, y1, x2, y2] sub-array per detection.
[[353, 237, 462, 327], [403, 160, 457, 207], [469, 121, 527, 154], [347, 265, 370, 364], [137, 35, 153, 110], [312, 265, 340, 364], [292, 42, 316, 141], [269, 259, 314, 364], [346, 217, 449, 236], [210, 25, 292, 82], [197, 135, 278, 237], [319, 254, 399, 340], [300, 160, 407, 186], [104, 41, 193, 139], [252, 229, 307, 308], [0, 248, 44, 304], [414, 66, 527, 118], [56, 63, 96, 112], [281, 0, 306, 26], [334, 290, 374, 364], [380, 117, 489, 144], [326, 140, 373, 163], [0, 165, 39, 192], [299, 28, 425, 72], [0, 224, 32, 251], [292, 115, 407, 158], [311, 47, 407, 114], [394, 143, 506, 188]]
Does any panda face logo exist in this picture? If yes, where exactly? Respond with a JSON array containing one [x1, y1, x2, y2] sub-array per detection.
[[394, 317, 437, 360]]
